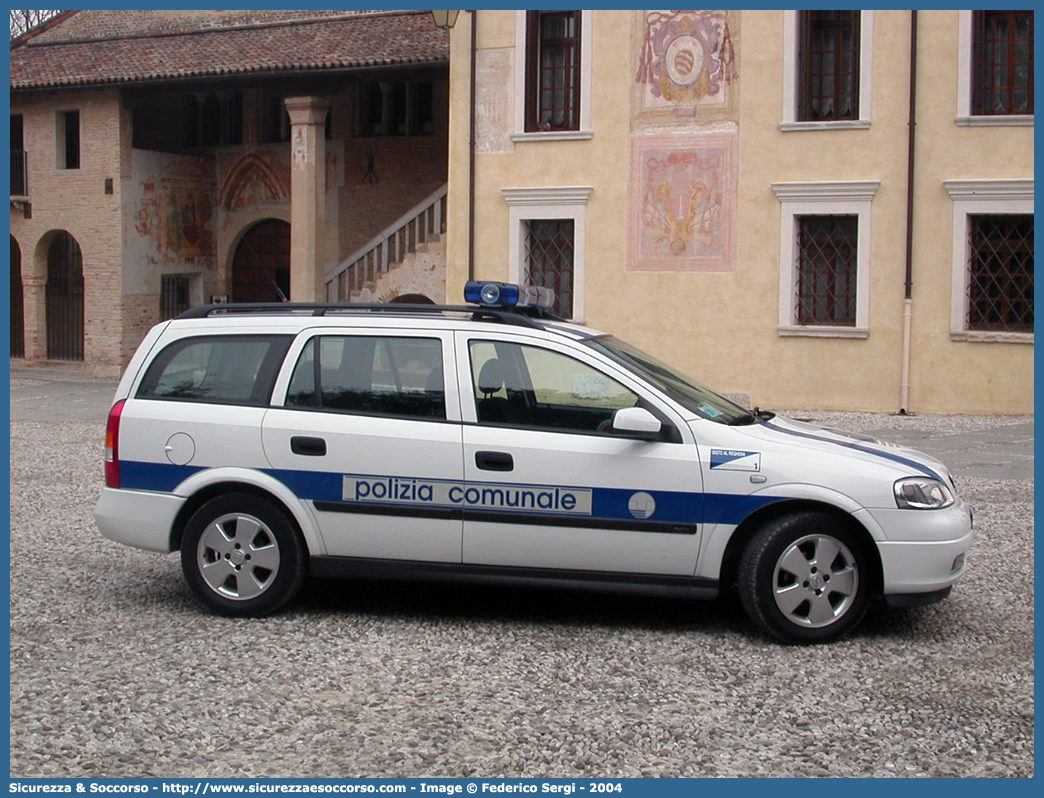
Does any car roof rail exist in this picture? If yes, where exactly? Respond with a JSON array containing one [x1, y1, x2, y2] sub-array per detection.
[[175, 302, 565, 329]]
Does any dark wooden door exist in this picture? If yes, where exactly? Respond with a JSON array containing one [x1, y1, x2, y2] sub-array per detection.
[[232, 219, 291, 302]]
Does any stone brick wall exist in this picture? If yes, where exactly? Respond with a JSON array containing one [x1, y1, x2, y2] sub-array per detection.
[[9, 88, 126, 373], [10, 76, 449, 374], [337, 182, 446, 260], [120, 293, 160, 371]]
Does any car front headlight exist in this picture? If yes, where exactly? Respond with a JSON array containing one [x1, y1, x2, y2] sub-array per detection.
[[894, 477, 955, 510]]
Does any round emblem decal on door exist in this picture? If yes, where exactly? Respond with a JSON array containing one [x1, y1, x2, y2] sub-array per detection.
[[628, 492, 657, 519]]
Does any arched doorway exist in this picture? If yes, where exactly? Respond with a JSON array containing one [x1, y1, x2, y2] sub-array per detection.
[[46, 231, 84, 361], [231, 219, 290, 302], [11, 236, 24, 358]]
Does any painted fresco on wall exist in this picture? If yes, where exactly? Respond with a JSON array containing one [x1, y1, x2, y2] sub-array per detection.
[[634, 10, 737, 123], [475, 48, 514, 154], [219, 152, 290, 211], [128, 153, 217, 268], [134, 188, 214, 261], [628, 133, 736, 272]]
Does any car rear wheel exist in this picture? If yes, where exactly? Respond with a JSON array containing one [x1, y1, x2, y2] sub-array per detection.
[[181, 493, 306, 617], [738, 512, 873, 644]]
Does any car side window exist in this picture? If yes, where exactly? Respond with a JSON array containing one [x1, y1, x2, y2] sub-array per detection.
[[136, 335, 291, 406], [287, 335, 445, 419], [469, 340, 638, 433]]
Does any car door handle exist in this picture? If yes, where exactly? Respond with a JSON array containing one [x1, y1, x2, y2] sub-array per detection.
[[475, 451, 513, 471], [290, 436, 327, 456]]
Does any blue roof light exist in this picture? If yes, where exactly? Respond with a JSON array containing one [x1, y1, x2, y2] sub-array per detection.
[[479, 283, 502, 305], [464, 281, 556, 312]]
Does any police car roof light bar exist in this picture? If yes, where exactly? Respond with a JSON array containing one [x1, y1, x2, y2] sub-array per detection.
[[463, 281, 556, 312]]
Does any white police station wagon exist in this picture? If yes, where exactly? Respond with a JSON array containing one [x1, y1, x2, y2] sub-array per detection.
[[95, 282, 973, 643]]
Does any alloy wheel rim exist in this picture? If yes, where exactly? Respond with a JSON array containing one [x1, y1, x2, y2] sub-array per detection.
[[197, 512, 281, 600], [772, 534, 858, 628]]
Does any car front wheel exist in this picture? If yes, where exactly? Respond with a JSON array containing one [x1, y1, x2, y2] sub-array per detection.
[[738, 512, 873, 644], [181, 493, 306, 617]]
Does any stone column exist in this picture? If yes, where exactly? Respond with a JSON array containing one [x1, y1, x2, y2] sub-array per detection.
[[284, 96, 331, 302], [22, 274, 47, 362]]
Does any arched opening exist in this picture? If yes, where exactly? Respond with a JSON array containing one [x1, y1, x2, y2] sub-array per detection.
[[46, 231, 84, 361], [389, 293, 435, 304], [10, 236, 24, 358], [231, 219, 291, 302]]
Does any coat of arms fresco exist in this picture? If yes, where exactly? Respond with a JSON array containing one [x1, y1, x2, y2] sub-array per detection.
[[628, 133, 736, 272], [634, 9, 737, 123]]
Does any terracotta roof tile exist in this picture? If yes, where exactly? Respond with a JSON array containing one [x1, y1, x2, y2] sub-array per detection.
[[11, 10, 448, 90]]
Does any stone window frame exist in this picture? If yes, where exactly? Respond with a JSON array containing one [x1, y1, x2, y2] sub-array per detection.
[[944, 179, 1034, 343], [771, 180, 879, 338], [512, 10, 593, 142], [780, 10, 874, 131], [501, 186, 592, 322], [956, 10, 1034, 127]]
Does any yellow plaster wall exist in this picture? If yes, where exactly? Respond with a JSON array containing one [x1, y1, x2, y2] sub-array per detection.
[[447, 10, 1033, 414], [904, 10, 1035, 414]]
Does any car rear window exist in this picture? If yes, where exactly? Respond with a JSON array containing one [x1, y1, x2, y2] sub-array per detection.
[[136, 335, 292, 406]]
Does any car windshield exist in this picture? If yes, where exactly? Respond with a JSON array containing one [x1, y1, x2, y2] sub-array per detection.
[[585, 335, 749, 424]]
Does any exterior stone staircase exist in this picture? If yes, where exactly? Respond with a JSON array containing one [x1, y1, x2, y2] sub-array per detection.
[[325, 184, 447, 303], [347, 236, 447, 304]]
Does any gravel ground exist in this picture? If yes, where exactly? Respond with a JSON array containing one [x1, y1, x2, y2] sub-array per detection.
[[9, 408, 1034, 778]]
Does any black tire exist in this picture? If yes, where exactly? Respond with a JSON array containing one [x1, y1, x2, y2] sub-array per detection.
[[181, 493, 306, 617], [738, 512, 873, 644]]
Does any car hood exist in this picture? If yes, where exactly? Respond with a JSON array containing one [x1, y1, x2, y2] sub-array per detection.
[[732, 414, 953, 484]]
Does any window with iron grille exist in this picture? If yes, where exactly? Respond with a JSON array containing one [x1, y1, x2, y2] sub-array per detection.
[[524, 219, 574, 318], [796, 215, 858, 326], [967, 214, 1033, 332], [797, 10, 860, 121], [161, 274, 192, 321], [973, 11, 1033, 115], [526, 11, 582, 132]]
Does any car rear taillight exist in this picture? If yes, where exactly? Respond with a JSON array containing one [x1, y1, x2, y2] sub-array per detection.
[[105, 400, 126, 488]]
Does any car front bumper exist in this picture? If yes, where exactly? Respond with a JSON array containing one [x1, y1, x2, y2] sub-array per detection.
[[876, 531, 973, 594], [867, 499, 974, 596]]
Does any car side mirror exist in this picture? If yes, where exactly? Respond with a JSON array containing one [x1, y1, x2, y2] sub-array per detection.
[[611, 407, 663, 440]]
